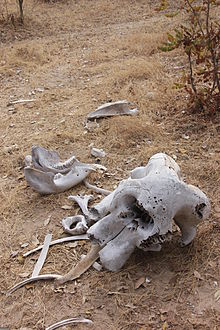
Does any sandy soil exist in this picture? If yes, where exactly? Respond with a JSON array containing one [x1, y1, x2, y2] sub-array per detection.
[[0, 1, 220, 329]]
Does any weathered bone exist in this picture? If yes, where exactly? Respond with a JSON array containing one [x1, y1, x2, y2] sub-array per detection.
[[68, 195, 93, 217], [83, 180, 111, 196], [62, 215, 88, 235], [87, 153, 210, 272], [87, 100, 138, 120], [24, 146, 106, 194], [45, 317, 93, 330], [57, 153, 210, 283]]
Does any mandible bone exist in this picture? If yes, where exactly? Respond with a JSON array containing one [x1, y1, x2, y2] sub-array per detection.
[[24, 146, 106, 194]]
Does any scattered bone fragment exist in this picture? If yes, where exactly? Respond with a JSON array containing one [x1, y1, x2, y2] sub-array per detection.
[[62, 215, 88, 235], [32, 234, 52, 277], [23, 235, 89, 257], [91, 147, 106, 158], [68, 194, 93, 217], [55, 244, 101, 285], [87, 100, 138, 120], [8, 274, 62, 294], [45, 317, 93, 330], [24, 146, 106, 194], [7, 99, 35, 106], [92, 261, 102, 272], [44, 215, 52, 226]]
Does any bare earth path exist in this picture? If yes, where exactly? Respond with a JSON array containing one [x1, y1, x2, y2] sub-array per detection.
[[0, 1, 220, 329]]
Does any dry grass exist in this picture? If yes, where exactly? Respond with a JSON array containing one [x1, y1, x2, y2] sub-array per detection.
[[0, 0, 220, 329]]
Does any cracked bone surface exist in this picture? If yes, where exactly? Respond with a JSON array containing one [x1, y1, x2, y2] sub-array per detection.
[[86, 153, 210, 272], [24, 146, 104, 194]]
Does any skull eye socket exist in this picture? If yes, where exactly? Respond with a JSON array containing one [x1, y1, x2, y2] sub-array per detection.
[[195, 203, 206, 218]]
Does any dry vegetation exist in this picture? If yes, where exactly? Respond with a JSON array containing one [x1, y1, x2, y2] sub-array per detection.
[[0, 1, 220, 329]]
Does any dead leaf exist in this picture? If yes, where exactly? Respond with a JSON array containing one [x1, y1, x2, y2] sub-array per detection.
[[31, 235, 40, 247], [61, 205, 72, 210], [17, 255, 24, 264], [44, 215, 51, 226], [194, 270, 204, 280], [214, 289, 220, 301], [162, 321, 169, 329], [134, 276, 145, 289]]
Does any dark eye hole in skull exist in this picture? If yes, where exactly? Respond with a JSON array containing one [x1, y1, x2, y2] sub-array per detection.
[[195, 203, 206, 218]]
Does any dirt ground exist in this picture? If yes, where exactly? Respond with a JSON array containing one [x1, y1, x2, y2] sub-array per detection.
[[0, 1, 220, 329]]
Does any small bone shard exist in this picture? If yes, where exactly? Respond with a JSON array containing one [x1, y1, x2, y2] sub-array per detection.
[[87, 100, 138, 120], [83, 180, 111, 196], [7, 98, 35, 106], [24, 146, 105, 194], [62, 215, 88, 235], [91, 147, 106, 158]]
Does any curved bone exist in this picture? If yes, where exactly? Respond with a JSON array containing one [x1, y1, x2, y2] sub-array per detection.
[[62, 216, 88, 235], [68, 194, 93, 217], [8, 274, 62, 294], [56, 244, 101, 285], [45, 317, 93, 330], [87, 100, 138, 120]]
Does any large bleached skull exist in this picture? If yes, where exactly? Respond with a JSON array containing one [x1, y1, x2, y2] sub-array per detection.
[[57, 153, 210, 284]]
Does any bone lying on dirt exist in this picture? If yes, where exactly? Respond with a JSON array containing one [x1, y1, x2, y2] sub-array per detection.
[[68, 194, 93, 217], [62, 215, 88, 235], [23, 235, 89, 257], [83, 180, 111, 196], [45, 317, 93, 330], [55, 244, 101, 285], [59, 153, 210, 282], [24, 146, 106, 194], [8, 274, 62, 294], [32, 234, 52, 277], [87, 100, 138, 120], [90, 147, 106, 158], [7, 98, 35, 106]]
